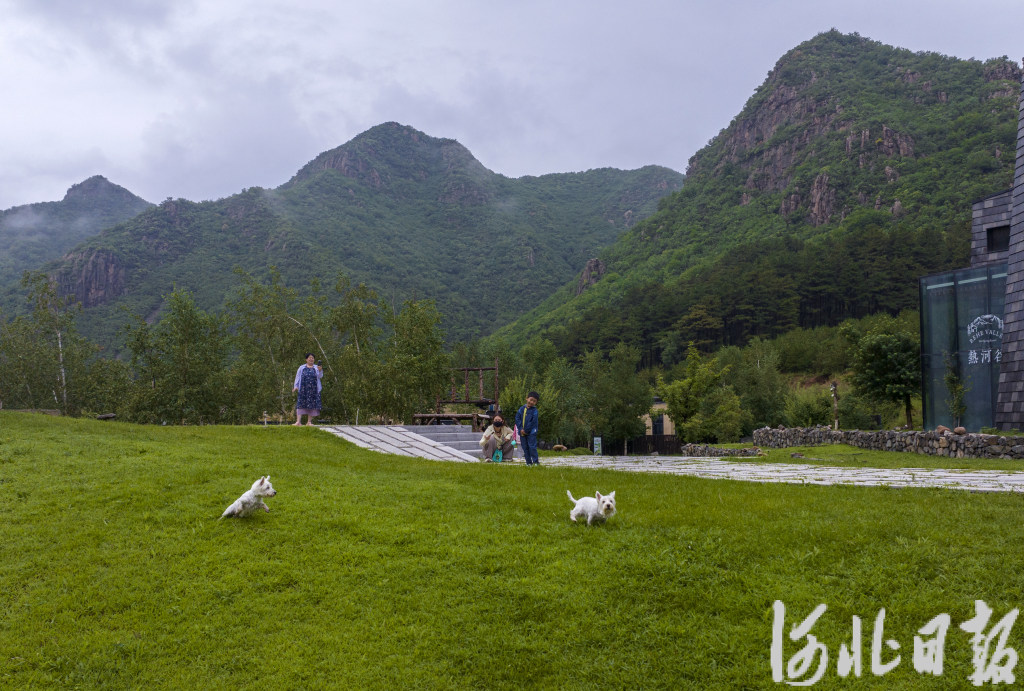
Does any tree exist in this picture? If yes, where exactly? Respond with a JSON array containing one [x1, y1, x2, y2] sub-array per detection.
[[125, 288, 230, 424], [0, 272, 94, 415], [596, 343, 652, 444], [849, 331, 921, 428], [674, 302, 723, 353], [679, 386, 743, 443], [226, 268, 310, 419], [661, 343, 742, 443], [376, 299, 451, 423], [520, 337, 558, 381], [0, 312, 41, 409], [718, 338, 790, 432], [579, 344, 651, 446], [542, 357, 590, 447], [943, 352, 968, 428], [326, 276, 383, 424]]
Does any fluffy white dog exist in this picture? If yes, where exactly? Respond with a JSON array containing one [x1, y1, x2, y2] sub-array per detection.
[[567, 490, 616, 525], [220, 476, 276, 519]]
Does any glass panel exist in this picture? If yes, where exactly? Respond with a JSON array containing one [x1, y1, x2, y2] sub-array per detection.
[[919, 264, 1006, 431]]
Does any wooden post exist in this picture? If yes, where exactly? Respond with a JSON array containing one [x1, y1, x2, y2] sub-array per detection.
[[830, 381, 840, 431]]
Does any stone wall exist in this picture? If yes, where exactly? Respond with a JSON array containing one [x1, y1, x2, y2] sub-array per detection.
[[753, 426, 1024, 460]]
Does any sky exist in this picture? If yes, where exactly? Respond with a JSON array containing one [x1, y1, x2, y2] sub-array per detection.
[[0, 0, 1020, 210]]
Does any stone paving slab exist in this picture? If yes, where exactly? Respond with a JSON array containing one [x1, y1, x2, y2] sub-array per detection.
[[319, 425, 479, 462], [534, 456, 1024, 493], [315, 426, 1024, 493]]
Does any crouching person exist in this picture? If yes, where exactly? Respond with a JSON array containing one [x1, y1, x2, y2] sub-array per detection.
[[480, 413, 515, 462]]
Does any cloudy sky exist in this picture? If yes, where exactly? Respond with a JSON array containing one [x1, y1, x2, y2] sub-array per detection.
[[0, 0, 1020, 210]]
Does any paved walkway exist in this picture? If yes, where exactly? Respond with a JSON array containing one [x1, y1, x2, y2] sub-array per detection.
[[319, 425, 479, 462], [533, 456, 1024, 493], [317, 426, 1024, 493]]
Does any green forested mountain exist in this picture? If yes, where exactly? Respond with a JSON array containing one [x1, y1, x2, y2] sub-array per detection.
[[43, 123, 682, 345], [0, 176, 152, 301], [491, 31, 1020, 366]]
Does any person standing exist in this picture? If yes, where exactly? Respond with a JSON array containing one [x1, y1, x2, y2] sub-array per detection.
[[479, 413, 515, 462], [293, 353, 323, 426], [515, 391, 540, 466]]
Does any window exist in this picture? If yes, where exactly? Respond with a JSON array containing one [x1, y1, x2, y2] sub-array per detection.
[[987, 225, 1010, 253]]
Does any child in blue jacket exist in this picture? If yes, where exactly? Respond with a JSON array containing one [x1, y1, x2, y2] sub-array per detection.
[[515, 391, 540, 466]]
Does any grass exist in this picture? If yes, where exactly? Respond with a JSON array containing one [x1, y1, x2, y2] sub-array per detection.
[[2, 411, 1024, 688]]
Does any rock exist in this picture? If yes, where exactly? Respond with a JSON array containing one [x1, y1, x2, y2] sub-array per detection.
[[575, 259, 606, 296], [808, 173, 836, 225], [954, 427, 967, 435], [56, 249, 126, 308]]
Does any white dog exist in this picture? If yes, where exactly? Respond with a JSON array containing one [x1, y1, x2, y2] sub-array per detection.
[[220, 476, 276, 519], [567, 490, 616, 525]]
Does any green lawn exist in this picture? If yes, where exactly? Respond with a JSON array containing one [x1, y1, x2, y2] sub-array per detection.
[[2, 412, 1023, 688]]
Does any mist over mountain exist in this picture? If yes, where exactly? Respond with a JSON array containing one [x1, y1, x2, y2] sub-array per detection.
[[39, 122, 682, 345], [0, 176, 152, 302], [492, 31, 1021, 365]]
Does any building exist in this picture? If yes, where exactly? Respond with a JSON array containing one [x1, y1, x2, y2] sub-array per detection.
[[920, 63, 1024, 430]]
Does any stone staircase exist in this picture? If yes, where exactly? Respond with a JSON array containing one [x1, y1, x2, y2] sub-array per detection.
[[319, 425, 480, 462], [403, 424, 519, 461]]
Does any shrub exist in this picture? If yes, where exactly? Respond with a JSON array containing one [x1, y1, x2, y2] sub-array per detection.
[[784, 387, 832, 427]]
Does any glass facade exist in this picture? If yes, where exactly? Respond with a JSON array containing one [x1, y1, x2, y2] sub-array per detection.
[[920, 264, 1006, 430]]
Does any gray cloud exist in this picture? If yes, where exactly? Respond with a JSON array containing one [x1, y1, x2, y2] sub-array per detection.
[[0, 0, 1020, 209]]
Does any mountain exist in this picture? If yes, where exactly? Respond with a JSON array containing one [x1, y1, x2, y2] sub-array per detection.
[[490, 31, 1021, 365], [0, 176, 152, 302], [44, 123, 683, 345]]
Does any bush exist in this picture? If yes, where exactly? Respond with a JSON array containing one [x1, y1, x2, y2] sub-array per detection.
[[836, 392, 882, 430], [784, 387, 832, 427]]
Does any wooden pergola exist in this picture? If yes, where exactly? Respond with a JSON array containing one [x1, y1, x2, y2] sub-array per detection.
[[412, 359, 500, 431]]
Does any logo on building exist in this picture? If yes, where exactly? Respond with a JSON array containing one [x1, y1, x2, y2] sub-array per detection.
[[966, 314, 1004, 367], [968, 314, 1004, 346]]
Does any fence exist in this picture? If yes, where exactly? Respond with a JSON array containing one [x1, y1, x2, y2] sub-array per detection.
[[600, 435, 681, 456]]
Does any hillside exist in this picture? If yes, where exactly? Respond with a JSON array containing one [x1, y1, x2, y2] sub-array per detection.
[[491, 31, 1021, 365], [0, 176, 152, 305], [43, 123, 683, 345]]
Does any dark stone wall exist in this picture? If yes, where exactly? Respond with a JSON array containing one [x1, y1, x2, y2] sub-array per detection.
[[995, 66, 1024, 430], [754, 426, 1024, 460], [971, 189, 1012, 267]]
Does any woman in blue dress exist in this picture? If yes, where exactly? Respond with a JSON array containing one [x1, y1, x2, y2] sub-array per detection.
[[292, 353, 323, 426]]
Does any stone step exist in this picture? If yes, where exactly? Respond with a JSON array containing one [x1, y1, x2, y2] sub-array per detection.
[[319, 425, 480, 462], [403, 425, 519, 459], [403, 426, 478, 441]]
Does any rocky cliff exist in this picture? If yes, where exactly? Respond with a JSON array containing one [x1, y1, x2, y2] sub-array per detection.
[[488, 30, 1022, 356], [0, 176, 151, 305], [687, 31, 1020, 228]]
